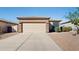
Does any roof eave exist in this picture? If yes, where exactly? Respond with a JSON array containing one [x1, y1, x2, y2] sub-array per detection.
[[49, 20, 61, 22], [0, 20, 18, 25], [17, 17, 50, 20]]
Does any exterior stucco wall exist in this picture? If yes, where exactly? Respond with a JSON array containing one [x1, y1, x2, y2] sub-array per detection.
[[0, 22, 9, 33], [18, 23, 22, 33], [12, 25, 18, 32], [19, 20, 49, 23], [0, 21, 17, 33], [18, 19, 49, 33]]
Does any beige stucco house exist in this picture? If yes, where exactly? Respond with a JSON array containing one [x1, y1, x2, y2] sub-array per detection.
[[0, 17, 61, 33], [17, 16, 61, 33], [0, 19, 18, 33]]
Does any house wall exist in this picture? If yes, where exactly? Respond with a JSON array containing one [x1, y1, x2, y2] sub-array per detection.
[[19, 20, 49, 23], [18, 19, 49, 33], [0, 21, 17, 33], [17, 23, 22, 33], [12, 25, 18, 32], [0, 22, 8, 33]]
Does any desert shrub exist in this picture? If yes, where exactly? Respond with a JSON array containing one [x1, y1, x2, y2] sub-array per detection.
[[62, 27, 72, 32], [53, 27, 72, 32], [77, 30, 79, 34]]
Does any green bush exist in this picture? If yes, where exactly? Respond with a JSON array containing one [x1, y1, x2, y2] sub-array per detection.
[[62, 27, 72, 32], [56, 27, 72, 32]]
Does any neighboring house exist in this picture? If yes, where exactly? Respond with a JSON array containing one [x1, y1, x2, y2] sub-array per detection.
[[0, 19, 18, 33], [17, 16, 61, 33], [60, 21, 78, 31]]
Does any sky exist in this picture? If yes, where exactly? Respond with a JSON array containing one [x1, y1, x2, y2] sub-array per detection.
[[0, 7, 76, 23]]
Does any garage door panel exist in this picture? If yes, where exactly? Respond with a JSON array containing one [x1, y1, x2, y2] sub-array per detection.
[[23, 23, 46, 32]]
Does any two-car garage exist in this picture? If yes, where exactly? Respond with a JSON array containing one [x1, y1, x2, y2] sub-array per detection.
[[23, 23, 46, 33], [17, 17, 50, 33]]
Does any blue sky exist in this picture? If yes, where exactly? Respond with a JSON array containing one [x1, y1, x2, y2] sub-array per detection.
[[0, 7, 76, 23]]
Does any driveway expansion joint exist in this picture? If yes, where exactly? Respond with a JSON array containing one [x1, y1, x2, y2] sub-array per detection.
[[15, 33, 32, 51]]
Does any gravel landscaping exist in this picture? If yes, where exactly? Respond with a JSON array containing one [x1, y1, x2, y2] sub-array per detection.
[[48, 32, 79, 51]]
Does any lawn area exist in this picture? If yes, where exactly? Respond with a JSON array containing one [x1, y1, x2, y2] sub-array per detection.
[[48, 32, 79, 51]]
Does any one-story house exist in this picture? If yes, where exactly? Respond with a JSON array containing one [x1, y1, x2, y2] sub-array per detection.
[[60, 21, 79, 31], [0, 19, 18, 33], [17, 16, 61, 33]]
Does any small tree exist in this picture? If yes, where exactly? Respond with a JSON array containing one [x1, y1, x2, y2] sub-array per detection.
[[65, 8, 79, 34]]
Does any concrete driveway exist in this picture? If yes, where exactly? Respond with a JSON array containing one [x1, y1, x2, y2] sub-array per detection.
[[0, 33, 63, 51]]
